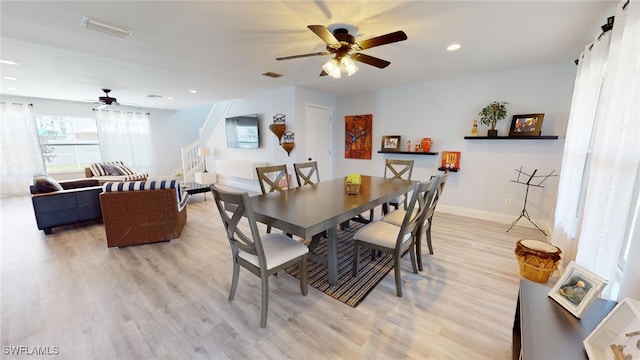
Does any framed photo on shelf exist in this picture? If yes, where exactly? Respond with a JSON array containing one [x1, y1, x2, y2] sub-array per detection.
[[441, 151, 461, 169], [548, 261, 607, 319], [508, 113, 545, 137], [381, 135, 401, 151]]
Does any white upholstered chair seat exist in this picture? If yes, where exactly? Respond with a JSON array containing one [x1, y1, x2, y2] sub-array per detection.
[[238, 233, 308, 270], [354, 221, 412, 248], [382, 208, 418, 227]]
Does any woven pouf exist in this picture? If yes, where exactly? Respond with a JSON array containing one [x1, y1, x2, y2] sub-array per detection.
[[514, 239, 562, 283]]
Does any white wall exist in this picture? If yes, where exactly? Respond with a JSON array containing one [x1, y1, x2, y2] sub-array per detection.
[[334, 63, 576, 231], [210, 86, 336, 191]]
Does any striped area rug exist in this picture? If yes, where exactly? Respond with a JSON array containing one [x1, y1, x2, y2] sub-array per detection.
[[285, 222, 394, 307]]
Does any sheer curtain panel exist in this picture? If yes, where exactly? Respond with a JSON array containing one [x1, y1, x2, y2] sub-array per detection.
[[0, 102, 44, 196], [551, 24, 612, 263], [552, 0, 639, 300], [96, 109, 154, 174]]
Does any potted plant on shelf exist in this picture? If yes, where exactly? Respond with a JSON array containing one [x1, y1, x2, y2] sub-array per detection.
[[478, 101, 508, 137]]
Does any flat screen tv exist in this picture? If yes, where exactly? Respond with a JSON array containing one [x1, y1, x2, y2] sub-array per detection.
[[225, 114, 260, 149]]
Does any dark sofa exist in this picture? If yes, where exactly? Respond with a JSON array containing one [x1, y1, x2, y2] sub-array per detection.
[[30, 178, 103, 234]]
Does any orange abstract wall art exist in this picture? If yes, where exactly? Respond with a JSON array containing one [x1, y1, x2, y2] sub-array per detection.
[[345, 114, 372, 159]]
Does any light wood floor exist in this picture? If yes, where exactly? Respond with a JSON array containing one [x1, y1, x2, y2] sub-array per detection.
[[1, 194, 548, 359]]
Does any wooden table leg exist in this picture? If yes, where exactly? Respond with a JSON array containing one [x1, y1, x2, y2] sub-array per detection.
[[326, 226, 338, 285]]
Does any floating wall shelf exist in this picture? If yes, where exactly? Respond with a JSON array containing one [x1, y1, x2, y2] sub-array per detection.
[[438, 167, 459, 172], [464, 136, 559, 140], [378, 151, 438, 155]]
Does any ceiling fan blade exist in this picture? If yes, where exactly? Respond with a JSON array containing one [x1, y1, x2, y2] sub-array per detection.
[[276, 52, 331, 61], [319, 70, 328, 76], [356, 30, 407, 50], [351, 53, 391, 68], [307, 25, 340, 48]]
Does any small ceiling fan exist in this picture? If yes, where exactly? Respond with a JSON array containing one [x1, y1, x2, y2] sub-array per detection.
[[96, 88, 120, 108], [276, 25, 407, 78]]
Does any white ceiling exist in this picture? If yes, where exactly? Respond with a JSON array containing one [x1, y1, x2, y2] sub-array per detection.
[[0, 1, 617, 110]]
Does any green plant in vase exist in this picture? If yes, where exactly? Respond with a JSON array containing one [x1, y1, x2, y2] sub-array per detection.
[[478, 101, 508, 137]]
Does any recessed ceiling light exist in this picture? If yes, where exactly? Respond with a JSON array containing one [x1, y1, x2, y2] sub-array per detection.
[[189, 90, 198, 94], [167, 97, 174, 100], [80, 16, 132, 38], [0, 59, 19, 65], [447, 43, 461, 51], [3, 76, 17, 81]]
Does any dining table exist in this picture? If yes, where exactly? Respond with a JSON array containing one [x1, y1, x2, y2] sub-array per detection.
[[249, 175, 415, 285]]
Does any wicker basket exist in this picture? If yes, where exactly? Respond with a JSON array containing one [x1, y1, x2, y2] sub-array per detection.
[[515, 239, 562, 283], [345, 182, 360, 195]]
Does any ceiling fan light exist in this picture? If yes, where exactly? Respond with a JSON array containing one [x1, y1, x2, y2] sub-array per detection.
[[322, 59, 341, 79], [340, 57, 359, 76]]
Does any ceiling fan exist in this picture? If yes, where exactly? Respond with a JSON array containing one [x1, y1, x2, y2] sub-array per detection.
[[276, 25, 407, 78], [96, 88, 120, 108]]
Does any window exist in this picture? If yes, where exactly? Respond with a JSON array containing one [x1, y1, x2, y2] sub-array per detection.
[[35, 115, 101, 172]]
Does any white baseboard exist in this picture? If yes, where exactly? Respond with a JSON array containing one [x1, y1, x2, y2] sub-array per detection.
[[437, 204, 552, 237]]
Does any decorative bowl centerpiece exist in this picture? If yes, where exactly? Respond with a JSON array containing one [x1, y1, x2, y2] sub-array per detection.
[[345, 173, 361, 195]]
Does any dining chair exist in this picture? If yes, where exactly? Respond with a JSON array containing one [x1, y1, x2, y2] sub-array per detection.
[[380, 173, 447, 270], [293, 161, 327, 249], [256, 164, 291, 234], [419, 171, 449, 267], [383, 159, 415, 216], [352, 178, 437, 297], [293, 161, 320, 187], [256, 164, 290, 194], [211, 185, 308, 328]]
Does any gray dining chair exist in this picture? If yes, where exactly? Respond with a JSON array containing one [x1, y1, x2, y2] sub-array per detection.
[[211, 184, 308, 328], [293, 161, 327, 249], [381, 172, 448, 271], [256, 164, 291, 234], [352, 178, 437, 297], [382, 159, 414, 216], [293, 161, 320, 187], [256, 164, 290, 194]]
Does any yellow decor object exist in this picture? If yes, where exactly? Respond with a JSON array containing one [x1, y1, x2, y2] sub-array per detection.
[[345, 173, 361, 194]]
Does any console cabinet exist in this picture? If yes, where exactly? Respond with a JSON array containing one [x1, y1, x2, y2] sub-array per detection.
[[513, 280, 616, 360]]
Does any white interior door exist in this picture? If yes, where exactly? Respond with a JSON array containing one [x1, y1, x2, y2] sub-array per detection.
[[305, 105, 332, 180]]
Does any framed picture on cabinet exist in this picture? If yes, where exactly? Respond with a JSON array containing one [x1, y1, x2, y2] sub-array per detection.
[[381, 135, 401, 151], [509, 113, 545, 137], [547, 261, 607, 319]]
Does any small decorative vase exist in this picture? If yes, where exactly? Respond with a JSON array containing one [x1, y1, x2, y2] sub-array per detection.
[[487, 129, 498, 137], [421, 138, 433, 153]]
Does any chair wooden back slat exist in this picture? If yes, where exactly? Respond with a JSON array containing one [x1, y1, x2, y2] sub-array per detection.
[[211, 185, 261, 257], [384, 159, 414, 180], [293, 161, 320, 186], [256, 164, 290, 194]]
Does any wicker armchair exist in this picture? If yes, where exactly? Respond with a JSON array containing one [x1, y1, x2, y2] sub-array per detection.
[[100, 180, 188, 247]]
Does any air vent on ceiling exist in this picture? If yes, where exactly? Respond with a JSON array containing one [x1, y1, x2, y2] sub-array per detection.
[[146, 94, 163, 99], [262, 72, 283, 78]]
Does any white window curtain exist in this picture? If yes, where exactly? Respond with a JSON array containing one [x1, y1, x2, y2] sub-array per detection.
[[95, 109, 154, 174], [0, 102, 44, 196], [551, 29, 612, 261], [552, 0, 639, 300]]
